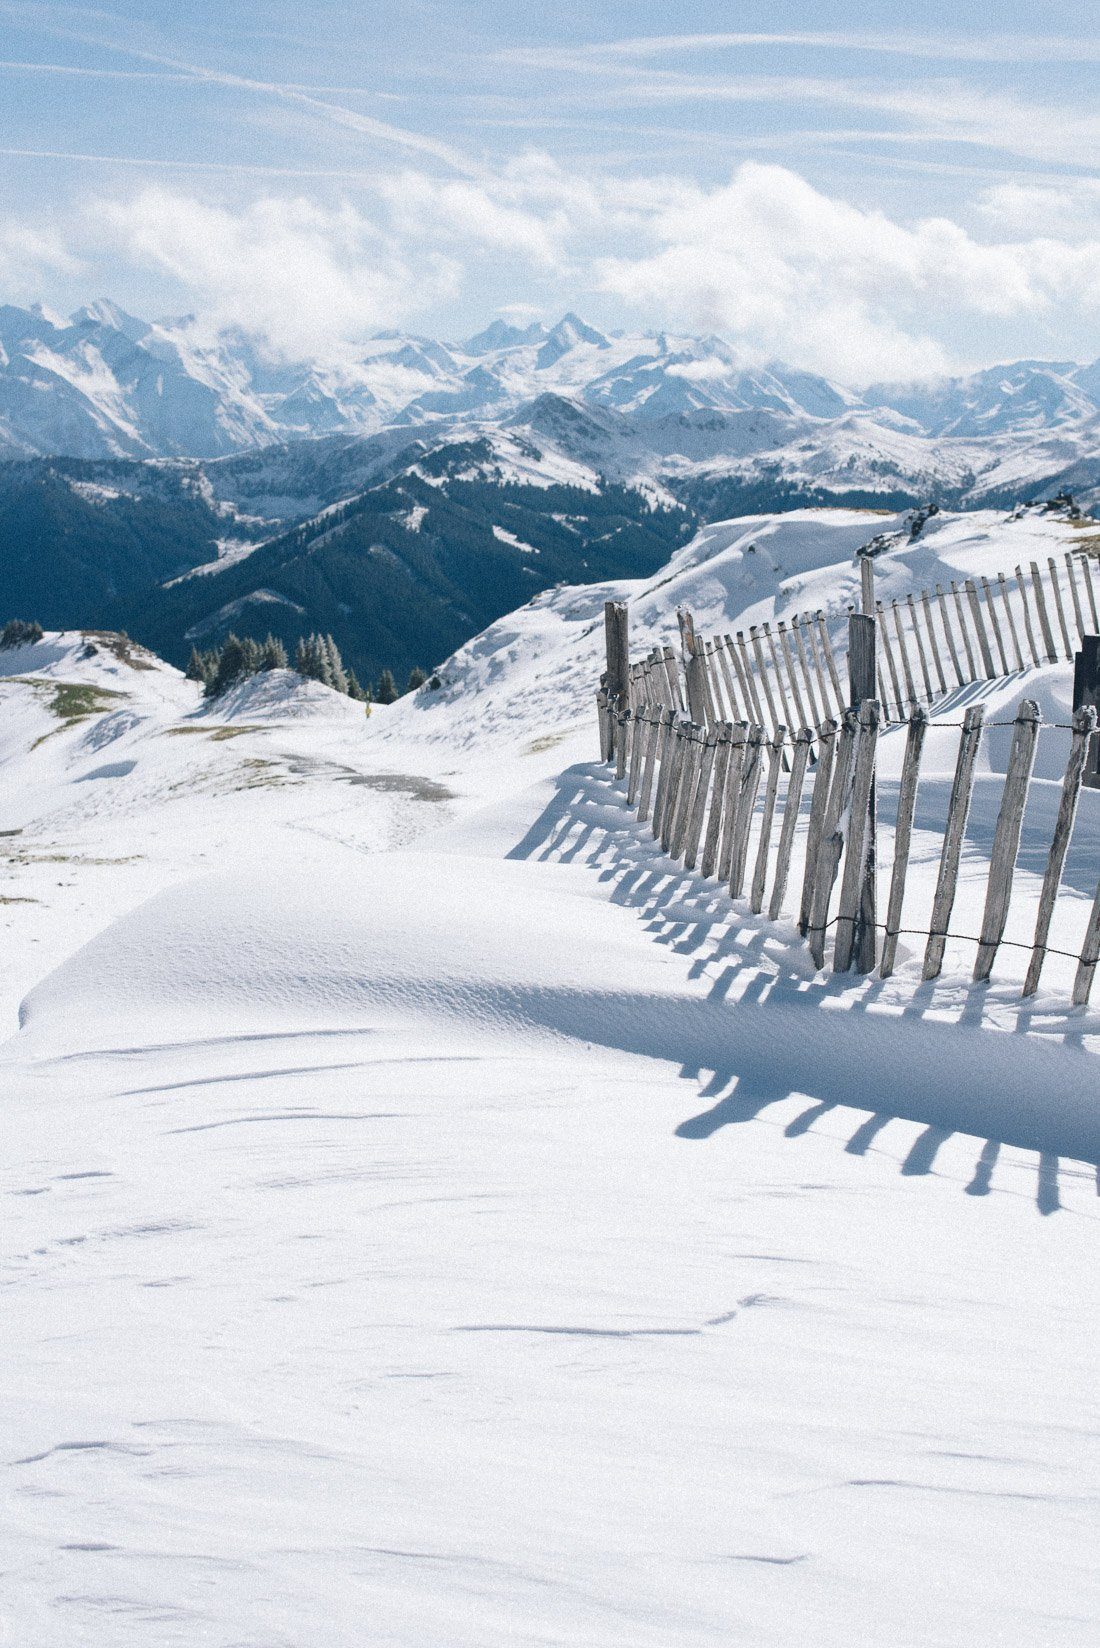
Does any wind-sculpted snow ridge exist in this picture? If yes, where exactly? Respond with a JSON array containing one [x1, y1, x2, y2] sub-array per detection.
[[1, 512, 1097, 1647]]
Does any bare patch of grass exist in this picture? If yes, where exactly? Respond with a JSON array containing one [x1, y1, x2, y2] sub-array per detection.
[[208, 725, 266, 741], [525, 732, 570, 755]]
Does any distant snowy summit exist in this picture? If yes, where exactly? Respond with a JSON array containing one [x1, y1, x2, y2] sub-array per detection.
[[5, 298, 1100, 465]]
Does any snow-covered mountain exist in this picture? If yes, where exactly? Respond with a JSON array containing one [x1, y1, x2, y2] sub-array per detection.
[[5, 298, 1100, 505]]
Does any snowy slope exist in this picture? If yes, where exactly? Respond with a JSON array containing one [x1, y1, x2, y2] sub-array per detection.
[[1, 513, 1097, 1645]]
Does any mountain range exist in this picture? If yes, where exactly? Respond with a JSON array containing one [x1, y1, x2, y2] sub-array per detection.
[[3, 297, 1100, 683], [8, 298, 1100, 465]]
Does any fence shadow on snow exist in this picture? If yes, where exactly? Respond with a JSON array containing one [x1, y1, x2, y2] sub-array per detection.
[[508, 759, 1100, 1215]]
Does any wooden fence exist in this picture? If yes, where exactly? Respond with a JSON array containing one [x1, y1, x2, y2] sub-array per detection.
[[614, 551, 1100, 746], [597, 592, 1100, 1009]]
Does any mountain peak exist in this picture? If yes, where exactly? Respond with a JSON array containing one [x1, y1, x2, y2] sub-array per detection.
[[463, 317, 548, 355], [536, 314, 611, 370]]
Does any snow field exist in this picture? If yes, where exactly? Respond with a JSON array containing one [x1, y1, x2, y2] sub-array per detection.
[[2, 506, 1098, 1644]]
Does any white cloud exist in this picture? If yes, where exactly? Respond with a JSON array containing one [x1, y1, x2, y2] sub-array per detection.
[[0, 218, 80, 293], [596, 163, 1100, 381], [94, 188, 454, 358]]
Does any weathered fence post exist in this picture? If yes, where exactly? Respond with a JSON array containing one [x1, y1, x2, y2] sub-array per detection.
[[922, 703, 986, 981], [604, 600, 629, 762], [833, 698, 881, 972], [678, 609, 708, 726], [880, 706, 929, 978], [769, 728, 812, 920], [1073, 635, 1100, 791], [973, 699, 1041, 980], [848, 613, 878, 970], [1024, 705, 1097, 996], [807, 709, 858, 967]]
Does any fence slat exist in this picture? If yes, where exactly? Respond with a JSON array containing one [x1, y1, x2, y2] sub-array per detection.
[[805, 614, 835, 721], [725, 633, 758, 728], [1014, 566, 1041, 667], [717, 722, 748, 884], [1064, 552, 1087, 643], [769, 728, 812, 921], [799, 717, 837, 934], [650, 710, 678, 839], [614, 707, 630, 780], [973, 699, 1041, 980], [981, 576, 1009, 675], [730, 725, 765, 898], [761, 624, 793, 736], [964, 579, 997, 679], [921, 591, 948, 694], [1023, 705, 1097, 996], [778, 622, 809, 733], [627, 706, 647, 805], [935, 583, 966, 687], [636, 708, 663, 823], [596, 687, 609, 762], [1073, 882, 1100, 1006], [751, 628, 783, 738], [922, 704, 986, 980], [684, 729, 718, 871], [876, 601, 905, 720], [713, 639, 741, 721], [1046, 557, 1073, 659], [701, 723, 732, 878], [891, 599, 919, 707], [880, 706, 929, 978], [906, 595, 935, 702], [816, 614, 846, 716], [657, 720, 686, 851], [1030, 560, 1058, 663], [750, 729, 786, 913], [1077, 552, 1100, 632], [951, 580, 978, 681], [791, 617, 823, 729], [735, 632, 767, 730], [833, 699, 881, 972], [998, 572, 1025, 671], [667, 726, 699, 857], [807, 709, 858, 967]]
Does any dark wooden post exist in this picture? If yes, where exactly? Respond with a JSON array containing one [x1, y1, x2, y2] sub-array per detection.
[[1073, 635, 1100, 790], [604, 600, 630, 764], [848, 610, 878, 970]]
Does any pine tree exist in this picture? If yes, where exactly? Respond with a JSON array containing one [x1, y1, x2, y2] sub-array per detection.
[[345, 667, 364, 701], [185, 646, 207, 683], [210, 633, 250, 697], [376, 668, 398, 705], [323, 634, 348, 695], [406, 667, 427, 692], [260, 634, 287, 670], [294, 636, 311, 677]]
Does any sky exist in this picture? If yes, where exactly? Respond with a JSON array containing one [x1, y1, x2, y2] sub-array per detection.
[[3, 0, 1100, 381]]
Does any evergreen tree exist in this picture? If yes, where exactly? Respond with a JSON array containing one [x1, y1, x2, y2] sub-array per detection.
[[322, 634, 348, 695], [185, 645, 208, 683], [239, 636, 262, 676], [0, 618, 44, 649], [376, 668, 398, 705], [294, 636, 311, 677], [210, 633, 250, 697], [345, 667, 364, 701], [260, 634, 287, 670], [406, 667, 427, 692]]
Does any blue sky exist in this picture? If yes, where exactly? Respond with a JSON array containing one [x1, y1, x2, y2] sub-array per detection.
[[3, 1, 1100, 378]]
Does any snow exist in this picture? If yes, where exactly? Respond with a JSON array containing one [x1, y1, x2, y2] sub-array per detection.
[[1, 510, 1097, 1644]]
